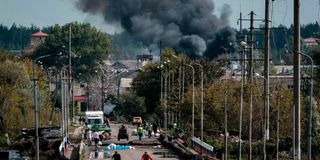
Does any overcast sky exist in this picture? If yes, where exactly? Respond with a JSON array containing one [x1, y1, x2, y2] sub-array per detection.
[[0, 0, 319, 34]]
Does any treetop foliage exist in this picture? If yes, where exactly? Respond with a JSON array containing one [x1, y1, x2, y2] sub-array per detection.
[[32, 22, 112, 82]]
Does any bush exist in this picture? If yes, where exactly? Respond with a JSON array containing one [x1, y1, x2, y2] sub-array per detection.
[[0, 135, 8, 150]]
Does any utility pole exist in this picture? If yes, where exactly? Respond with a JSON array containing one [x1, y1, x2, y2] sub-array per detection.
[[117, 70, 120, 100], [263, 1, 270, 160], [194, 63, 203, 148], [178, 66, 182, 126], [276, 80, 281, 160], [238, 46, 245, 160], [61, 72, 65, 145], [168, 70, 171, 125], [249, 11, 254, 160], [68, 24, 72, 125], [293, 0, 301, 159], [238, 12, 244, 160], [200, 66, 204, 154], [164, 73, 168, 129], [222, 48, 228, 160], [32, 62, 40, 160], [299, 53, 314, 160], [101, 74, 104, 111], [186, 64, 195, 137], [160, 40, 162, 100]]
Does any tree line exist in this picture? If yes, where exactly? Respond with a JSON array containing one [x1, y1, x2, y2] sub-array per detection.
[[1, 22, 320, 60]]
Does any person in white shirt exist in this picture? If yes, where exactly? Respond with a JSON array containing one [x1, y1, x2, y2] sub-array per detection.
[[87, 130, 92, 145], [92, 131, 100, 146]]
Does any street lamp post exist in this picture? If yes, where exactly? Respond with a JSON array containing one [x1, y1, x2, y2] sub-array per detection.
[[186, 64, 195, 137], [194, 63, 203, 148], [161, 60, 170, 129], [32, 54, 52, 160], [97, 65, 109, 111], [221, 46, 229, 160], [115, 69, 129, 102], [238, 45, 245, 160], [164, 72, 168, 129], [300, 52, 314, 160], [101, 73, 104, 111], [254, 73, 267, 160], [275, 76, 281, 160], [60, 65, 69, 153]]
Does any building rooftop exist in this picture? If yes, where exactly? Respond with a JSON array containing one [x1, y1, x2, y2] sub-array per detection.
[[31, 31, 48, 37], [304, 37, 318, 43]]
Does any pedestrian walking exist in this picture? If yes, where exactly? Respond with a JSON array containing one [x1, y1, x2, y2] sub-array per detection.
[[87, 129, 93, 145], [145, 123, 152, 138], [79, 116, 82, 125], [92, 131, 100, 147], [141, 152, 153, 160], [152, 122, 158, 134], [137, 125, 144, 141], [104, 117, 110, 127], [111, 151, 121, 160]]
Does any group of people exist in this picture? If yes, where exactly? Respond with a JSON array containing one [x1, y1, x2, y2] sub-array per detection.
[[111, 151, 153, 160], [137, 121, 160, 140], [78, 116, 85, 125], [84, 129, 101, 146]]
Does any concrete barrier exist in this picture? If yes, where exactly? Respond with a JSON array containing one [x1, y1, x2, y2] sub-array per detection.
[[159, 134, 198, 159]]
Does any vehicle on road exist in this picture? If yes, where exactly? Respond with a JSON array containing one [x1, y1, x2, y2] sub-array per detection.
[[85, 111, 111, 133], [118, 125, 129, 141], [132, 116, 142, 125]]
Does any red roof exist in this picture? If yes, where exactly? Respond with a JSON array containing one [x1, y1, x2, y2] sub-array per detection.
[[304, 37, 318, 43], [31, 31, 48, 37]]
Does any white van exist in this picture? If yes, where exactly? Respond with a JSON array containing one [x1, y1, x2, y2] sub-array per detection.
[[85, 111, 104, 128]]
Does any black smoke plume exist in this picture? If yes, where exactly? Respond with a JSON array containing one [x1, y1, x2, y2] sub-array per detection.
[[76, 0, 235, 58]]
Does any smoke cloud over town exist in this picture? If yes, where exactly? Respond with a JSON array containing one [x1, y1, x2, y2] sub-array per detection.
[[76, 0, 235, 58]]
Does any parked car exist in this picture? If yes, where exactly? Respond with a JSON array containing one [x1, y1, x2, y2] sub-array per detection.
[[118, 125, 129, 141], [132, 116, 142, 125]]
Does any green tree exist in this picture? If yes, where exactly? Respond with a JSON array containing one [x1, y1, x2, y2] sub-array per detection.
[[0, 54, 33, 137], [0, 24, 39, 50], [114, 93, 147, 121], [33, 22, 112, 81], [131, 63, 161, 114], [0, 52, 60, 149]]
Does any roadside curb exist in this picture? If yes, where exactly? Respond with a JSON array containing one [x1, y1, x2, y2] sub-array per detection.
[[159, 134, 198, 159], [102, 138, 161, 146], [130, 139, 161, 146]]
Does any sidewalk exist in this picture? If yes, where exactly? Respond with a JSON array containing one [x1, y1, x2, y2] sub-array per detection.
[[64, 116, 84, 160]]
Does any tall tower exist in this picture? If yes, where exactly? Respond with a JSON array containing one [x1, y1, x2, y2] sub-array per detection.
[[30, 31, 48, 48]]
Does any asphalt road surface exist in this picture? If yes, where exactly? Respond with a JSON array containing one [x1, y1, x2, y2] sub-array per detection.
[[83, 122, 183, 160]]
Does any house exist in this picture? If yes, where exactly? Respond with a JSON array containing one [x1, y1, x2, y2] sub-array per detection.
[[119, 78, 133, 93], [304, 37, 319, 47]]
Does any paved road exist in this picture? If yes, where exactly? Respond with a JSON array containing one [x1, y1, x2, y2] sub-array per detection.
[[85, 145, 181, 160], [82, 122, 183, 160]]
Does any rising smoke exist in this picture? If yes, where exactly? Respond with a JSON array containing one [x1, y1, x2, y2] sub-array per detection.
[[76, 0, 235, 58]]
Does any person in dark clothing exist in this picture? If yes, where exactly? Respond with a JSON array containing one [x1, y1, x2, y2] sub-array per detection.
[[112, 151, 121, 160], [152, 122, 158, 134], [141, 152, 153, 160], [79, 116, 82, 125]]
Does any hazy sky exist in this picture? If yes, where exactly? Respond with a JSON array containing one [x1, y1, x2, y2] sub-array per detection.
[[0, 0, 319, 34]]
